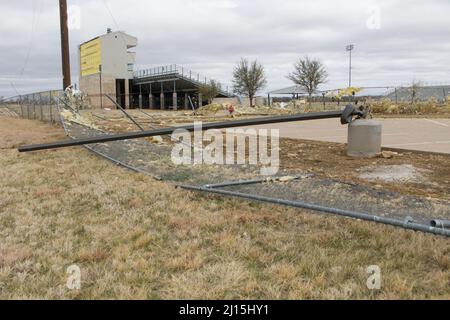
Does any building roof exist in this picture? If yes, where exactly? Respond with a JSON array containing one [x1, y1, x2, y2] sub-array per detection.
[[79, 31, 137, 48], [385, 85, 450, 101], [268, 85, 310, 95]]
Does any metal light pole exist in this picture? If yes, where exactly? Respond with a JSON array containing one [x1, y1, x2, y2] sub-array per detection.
[[346, 44, 354, 88], [59, 0, 71, 90]]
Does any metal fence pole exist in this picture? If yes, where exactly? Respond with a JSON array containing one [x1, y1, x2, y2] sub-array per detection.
[[50, 103, 53, 124]]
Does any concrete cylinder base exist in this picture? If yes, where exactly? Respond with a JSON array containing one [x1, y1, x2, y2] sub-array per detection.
[[347, 119, 382, 158]]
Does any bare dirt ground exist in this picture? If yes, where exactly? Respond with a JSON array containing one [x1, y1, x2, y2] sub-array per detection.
[[1, 115, 449, 299], [279, 138, 450, 202]]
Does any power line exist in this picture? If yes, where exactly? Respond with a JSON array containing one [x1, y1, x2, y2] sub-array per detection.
[[101, 0, 121, 31], [20, 0, 42, 77], [11, 0, 42, 96], [101, 0, 131, 50], [9, 82, 21, 97]]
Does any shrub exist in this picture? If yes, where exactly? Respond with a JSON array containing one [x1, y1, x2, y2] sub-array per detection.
[[369, 98, 445, 115]]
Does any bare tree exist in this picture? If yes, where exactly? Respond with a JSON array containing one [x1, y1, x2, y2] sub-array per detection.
[[287, 56, 328, 106], [199, 80, 222, 105], [232, 59, 267, 108]]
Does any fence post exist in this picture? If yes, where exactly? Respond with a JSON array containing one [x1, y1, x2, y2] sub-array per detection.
[[27, 104, 30, 119], [49, 103, 53, 124], [40, 104, 43, 121]]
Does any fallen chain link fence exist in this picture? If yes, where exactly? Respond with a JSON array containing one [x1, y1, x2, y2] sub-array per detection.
[[5, 96, 450, 236]]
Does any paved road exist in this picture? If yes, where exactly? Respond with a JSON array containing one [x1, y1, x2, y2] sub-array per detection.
[[246, 118, 450, 154]]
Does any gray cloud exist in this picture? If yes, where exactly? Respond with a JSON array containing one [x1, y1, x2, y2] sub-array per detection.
[[1, 0, 449, 97]]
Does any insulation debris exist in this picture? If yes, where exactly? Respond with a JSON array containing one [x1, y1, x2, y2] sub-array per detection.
[[61, 110, 99, 129], [264, 174, 312, 183]]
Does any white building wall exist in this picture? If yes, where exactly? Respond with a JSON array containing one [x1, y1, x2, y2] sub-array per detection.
[[100, 31, 137, 80]]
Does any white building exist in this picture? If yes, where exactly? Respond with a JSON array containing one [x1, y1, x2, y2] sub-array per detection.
[[79, 30, 137, 108]]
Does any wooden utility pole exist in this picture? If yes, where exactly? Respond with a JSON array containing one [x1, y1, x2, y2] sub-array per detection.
[[59, 0, 71, 90]]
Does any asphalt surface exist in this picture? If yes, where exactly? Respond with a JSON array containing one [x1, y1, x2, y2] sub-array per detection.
[[246, 118, 450, 154]]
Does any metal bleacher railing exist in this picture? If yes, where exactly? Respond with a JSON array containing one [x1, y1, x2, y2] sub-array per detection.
[[133, 64, 231, 95]]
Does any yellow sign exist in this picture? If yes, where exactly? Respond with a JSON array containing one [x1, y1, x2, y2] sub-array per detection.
[[336, 87, 362, 98], [80, 38, 102, 77]]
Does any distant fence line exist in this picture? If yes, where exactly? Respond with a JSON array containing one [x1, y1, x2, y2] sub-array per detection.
[[1, 85, 449, 115], [383, 86, 450, 102], [0, 90, 64, 125], [1, 89, 64, 104], [270, 85, 450, 103], [341, 86, 450, 102]]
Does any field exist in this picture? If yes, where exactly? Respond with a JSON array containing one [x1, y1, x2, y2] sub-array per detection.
[[0, 115, 449, 299]]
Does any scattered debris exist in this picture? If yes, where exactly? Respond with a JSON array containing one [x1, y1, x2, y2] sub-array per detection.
[[264, 174, 312, 183], [277, 175, 298, 182], [61, 110, 99, 129], [196, 102, 300, 116], [226, 104, 235, 117], [380, 150, 401, 159], [149, 136, 163, 144], [195, 103, 225, 115]]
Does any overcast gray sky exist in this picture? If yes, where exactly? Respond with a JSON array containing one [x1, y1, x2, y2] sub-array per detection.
[[1, 0, 449, 97]]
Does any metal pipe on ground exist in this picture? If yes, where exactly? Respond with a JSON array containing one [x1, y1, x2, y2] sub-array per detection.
[[54, 97, 161, 180], [178, 184, 450, 237], [18, 110, 342, 152], [105, 94, 145, 131], [138, 110, 159, 129], [92, 114, 108, 121], [430, 219, 450, 229], [58, 94, 186, 152], [57, 97, 76, 112], [103, 98, 189, 146]]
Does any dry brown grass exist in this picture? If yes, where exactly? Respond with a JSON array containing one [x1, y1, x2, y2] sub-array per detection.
[[0, 116, 449, 299], [370, 98, 450, 116]]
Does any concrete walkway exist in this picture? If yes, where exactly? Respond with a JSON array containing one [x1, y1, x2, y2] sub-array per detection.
[[247, 118, 450, 154]]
